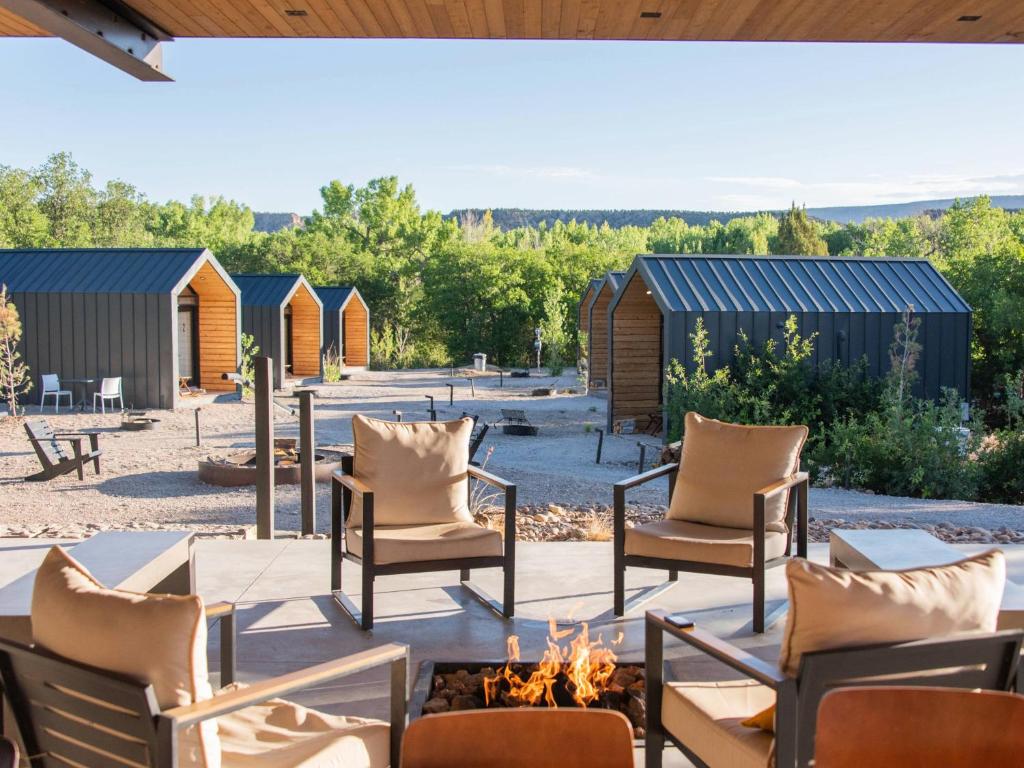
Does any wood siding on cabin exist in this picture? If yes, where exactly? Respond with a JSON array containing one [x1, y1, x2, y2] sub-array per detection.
[[187, 261, 237, 392], [342, 299, 369, 367], [289, 284, 321, 377], [578, 287, 594, 334], [611, 275, 663, 427], [587, 286, 613, 389]]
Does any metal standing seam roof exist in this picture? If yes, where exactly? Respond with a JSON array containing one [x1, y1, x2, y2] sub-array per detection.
[[635, 256, 971, 314], [580, 278, 602, 304], [0, 248, 211, 294], [313, 286, 356, 310], [231, 274, 309, 307], [604, 271, 626, 292]]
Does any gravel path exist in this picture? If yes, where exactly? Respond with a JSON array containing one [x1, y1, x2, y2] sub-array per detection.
[[1, 368, 1020, 539]]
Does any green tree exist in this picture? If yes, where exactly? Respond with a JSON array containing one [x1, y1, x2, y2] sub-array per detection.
[[34, 152, 96, 246], [0, 285, 32, 414], [773, 203, 828, 256], [0, 166, 48, 247]]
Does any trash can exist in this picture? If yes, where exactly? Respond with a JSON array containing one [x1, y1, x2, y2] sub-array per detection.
[[473, 353, 487, 372]]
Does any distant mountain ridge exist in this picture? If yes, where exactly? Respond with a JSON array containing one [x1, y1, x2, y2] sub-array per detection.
[[447, 196, 1024, 230]]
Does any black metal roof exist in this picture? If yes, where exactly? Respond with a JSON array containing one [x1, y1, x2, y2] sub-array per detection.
[[633, 255, 970, 314], [231, 274, 306, 307], [314, 286, 356, 310], [604, 271, 626, 292], [0, 248, 211, 294], [581, 278, 602, 304]]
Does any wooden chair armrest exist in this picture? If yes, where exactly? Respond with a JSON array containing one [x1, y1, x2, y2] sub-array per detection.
[[614, 462, 678, 492], [162, 643, 409, 729], [52, 431, 99, 438], [332, 468, 374, 497], [646, 610, 785, 687], [754, 472, 809, 501], [468, 464, 514, 491], [204, 601, 234, 619]]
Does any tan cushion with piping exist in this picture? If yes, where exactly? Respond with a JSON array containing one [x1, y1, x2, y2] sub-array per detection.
[[31, 546, 219, 768], [346, 523, 502, 565], [349, 415, 473, 527], [668, 413, 807, 534], [779, 549, 1006, 677], [624, 520, 788, 568], [662, 679, 774, 768], [217, 695, 388, 768]]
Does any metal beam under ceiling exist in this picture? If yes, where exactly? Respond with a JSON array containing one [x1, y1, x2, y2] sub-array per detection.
[[0, 0, 172, 81]]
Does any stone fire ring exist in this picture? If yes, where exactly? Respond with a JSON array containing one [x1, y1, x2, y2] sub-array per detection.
[[121, 418, 161, 431], [198, 448, 348, 487]]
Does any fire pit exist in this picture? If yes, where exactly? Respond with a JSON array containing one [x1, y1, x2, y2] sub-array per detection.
[[121, 411, 161, 431], [198, 439, 349, 486], [409, 623, 646, 739]]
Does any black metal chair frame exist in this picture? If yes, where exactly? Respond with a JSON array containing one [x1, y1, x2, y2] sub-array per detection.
[[0, 623, 408, 768], [23, 418, 102, 482], [614, 463, 809, 633], [331, 455, 517, 631], [644, 609, 1023, 768]]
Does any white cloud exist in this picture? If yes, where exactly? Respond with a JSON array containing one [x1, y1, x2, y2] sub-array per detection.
[[448, 163, 597, 180]]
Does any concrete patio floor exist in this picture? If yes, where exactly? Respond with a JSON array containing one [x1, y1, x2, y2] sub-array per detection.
[[3, 538, 1021, 766], [193, 538, 1024, 767]]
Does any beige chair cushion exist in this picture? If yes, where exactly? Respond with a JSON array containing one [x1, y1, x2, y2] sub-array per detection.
[[346, 523, 503, 565], [663, 679, 774, 768], [217, 695, 389, 767], [349, 415, 474, 527], [624, 520, 788, 568], [668, 413, 807, 533], [31, 546, 219, 768], [780, 550, 1006, 676]]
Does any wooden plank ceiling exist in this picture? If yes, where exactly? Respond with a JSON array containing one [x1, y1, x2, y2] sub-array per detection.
[[1, 1, 1022, 42]]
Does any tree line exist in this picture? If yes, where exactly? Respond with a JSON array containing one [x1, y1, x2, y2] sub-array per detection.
[[2, 153, 1022, 408]]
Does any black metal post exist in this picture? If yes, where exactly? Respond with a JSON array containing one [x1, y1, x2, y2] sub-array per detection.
[[447, 383, 454, 406], [637, 442, 647, 473], [425, 394, 436, 421], [254, 356, 274, 540], [298, 389, 315, 536], [393, 410, 403, 422], [467, 377, 475, 397], [595, 428, 604, 464], [194, 408, 202, 447], [499, 369, 504, 388]]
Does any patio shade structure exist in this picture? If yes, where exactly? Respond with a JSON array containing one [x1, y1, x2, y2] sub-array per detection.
[[232, 274, 323, 389], [0, 248, 240, 409], [585, 271, 625, 390], [1, 1, 1021, 81], [607, 255, 972, 433], [314, 286, 370, 368]]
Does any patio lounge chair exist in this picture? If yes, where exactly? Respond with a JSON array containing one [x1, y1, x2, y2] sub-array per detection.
[[331, 415, 516, 630], [23, 418, 102, 481], [814, 687, 1024, 768], [644, 550, 1022, 768], [0, 546, 409, 768], [38, 373, 72, 412], [614, 412, 808, 632], [400, 709, 635, 768]]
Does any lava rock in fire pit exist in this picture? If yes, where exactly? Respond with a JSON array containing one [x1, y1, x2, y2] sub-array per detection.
[[422, 698, 450, 714]]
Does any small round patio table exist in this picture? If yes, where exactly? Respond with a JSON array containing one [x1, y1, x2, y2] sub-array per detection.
[[62, 378, 96, 412]]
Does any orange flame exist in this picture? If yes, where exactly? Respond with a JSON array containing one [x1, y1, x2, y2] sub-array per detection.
[[483, 622, 618, 708]]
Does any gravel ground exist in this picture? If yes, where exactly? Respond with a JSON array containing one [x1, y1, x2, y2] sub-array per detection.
[[1, 368, 1021, 540]]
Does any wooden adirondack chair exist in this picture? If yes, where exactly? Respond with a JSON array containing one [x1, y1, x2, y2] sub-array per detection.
[[24, 418, 102, 482]]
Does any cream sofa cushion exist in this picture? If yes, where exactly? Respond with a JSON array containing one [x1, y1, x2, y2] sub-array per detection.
[[780, 550, 1006, 676], [349, 415, 473, 527], [668, 413, 807, 534], [217, 695, 388, 767], [624, 520, 788, 567], [662, 679, 774, 768], [31, 546, 219, 768], [346, 523, 502, 565]]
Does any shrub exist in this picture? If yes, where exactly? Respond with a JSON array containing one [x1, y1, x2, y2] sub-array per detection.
[[0, 285, 32, 415], [240, 332, 259, 398], [322, 344, 342, 382], [977, 428, 1024, 504]]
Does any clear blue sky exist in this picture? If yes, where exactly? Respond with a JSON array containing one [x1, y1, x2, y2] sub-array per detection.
[[1, 37, 1022, 214]]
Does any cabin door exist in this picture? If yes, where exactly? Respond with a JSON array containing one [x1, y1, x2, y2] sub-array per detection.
[[178, 305, 198, 385], [284, 307, 294, 375]]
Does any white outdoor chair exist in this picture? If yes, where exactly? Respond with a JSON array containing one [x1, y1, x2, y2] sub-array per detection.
[[39, 374, 72, 413], [93, 377, 123, 413]]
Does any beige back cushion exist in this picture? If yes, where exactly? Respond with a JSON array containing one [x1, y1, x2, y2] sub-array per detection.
[[31, 546, 220, 767], [667, 412, 807, 533], [349, 415, 474, 527], [780, 550, 1006, 676]]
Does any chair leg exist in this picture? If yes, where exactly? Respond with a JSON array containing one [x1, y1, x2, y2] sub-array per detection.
[[502, 561, 514, 619], [753, 570, 765, 634], [460, 568, 470, 581], [361, 565, 374, 631], [614, 561, 625, 617], [668, 570, 678, 582]]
